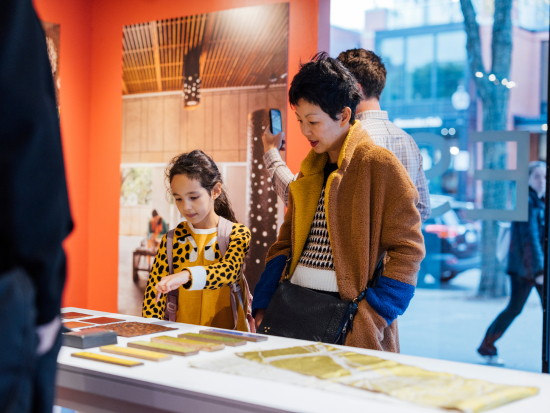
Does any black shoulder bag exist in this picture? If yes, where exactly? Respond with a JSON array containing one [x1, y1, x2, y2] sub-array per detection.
[[258, 253, 385, 345]]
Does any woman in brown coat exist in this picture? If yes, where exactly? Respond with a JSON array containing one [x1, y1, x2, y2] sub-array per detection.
[[252, 53, 425, 351]]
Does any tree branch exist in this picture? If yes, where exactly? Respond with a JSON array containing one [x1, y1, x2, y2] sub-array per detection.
[[491, 0, 513, 79], [459, 0, 490, 101]]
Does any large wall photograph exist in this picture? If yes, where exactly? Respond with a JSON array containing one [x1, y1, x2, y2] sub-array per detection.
[[118, 3, 289, 316]]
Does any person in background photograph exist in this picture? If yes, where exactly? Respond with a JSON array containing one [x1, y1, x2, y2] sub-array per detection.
[[253, 53, 425, 351], [0, 0, 73, 411], [142, 150, 252, 331], [148, 209, 168, 250], [477, 161, 547, 365], [262, 48, 430, 221]]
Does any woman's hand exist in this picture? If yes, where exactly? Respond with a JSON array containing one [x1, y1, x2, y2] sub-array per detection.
[[155, 271, 190, 303], [254, 309, 266, 330], [262, 128, 285, 153]]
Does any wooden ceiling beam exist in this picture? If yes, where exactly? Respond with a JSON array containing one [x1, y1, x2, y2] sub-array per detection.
[[149, 21, 163, 92]]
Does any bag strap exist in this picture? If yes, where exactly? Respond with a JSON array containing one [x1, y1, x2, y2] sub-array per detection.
[[217, 216, 233, 257], [335, 253, 387, 341], [164, 230, 178, 322], [166, 230, 175, 275], [354, 252, 386, 304], [217, 216, 251, 331]]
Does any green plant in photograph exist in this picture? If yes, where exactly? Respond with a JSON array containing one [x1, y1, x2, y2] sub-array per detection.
[[120, 167, 153, 206]]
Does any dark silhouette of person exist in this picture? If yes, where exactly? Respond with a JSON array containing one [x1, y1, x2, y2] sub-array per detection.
[[0, 0, 73, 411]]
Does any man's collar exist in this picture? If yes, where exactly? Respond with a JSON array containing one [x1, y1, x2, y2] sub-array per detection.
[[356, 110, 389, 121]]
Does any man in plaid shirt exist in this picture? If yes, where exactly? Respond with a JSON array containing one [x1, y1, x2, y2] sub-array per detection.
[[263, 48, 430, 222]]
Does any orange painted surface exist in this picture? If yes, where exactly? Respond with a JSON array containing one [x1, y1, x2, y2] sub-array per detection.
[[33, 0, 319, 312], [33, 0, 92, 309]]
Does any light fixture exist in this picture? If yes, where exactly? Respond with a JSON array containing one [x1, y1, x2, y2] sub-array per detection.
[[506, 81, 516, 89], [543, 124, 548, 131], [450, 146, 460, 155], [269, 72, 278, 83], [488, 74, 496, 81], [449, 128, 456, 136], [475, 72, 484, 78], [502, 78, 508, 85], [183, 47, 201, 110], [441, 128, 449, 136]]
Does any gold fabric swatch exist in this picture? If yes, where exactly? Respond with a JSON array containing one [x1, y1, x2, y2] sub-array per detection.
[[237, 344, 538, 413]]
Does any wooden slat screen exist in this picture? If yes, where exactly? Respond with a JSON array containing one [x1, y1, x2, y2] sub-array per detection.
[[122, 3, 288, 94]]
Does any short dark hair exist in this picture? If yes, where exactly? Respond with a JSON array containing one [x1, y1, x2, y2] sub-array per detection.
[[337, 49, 386, 100], [288, 52, 362, 124], [152, 209, 158, 217]]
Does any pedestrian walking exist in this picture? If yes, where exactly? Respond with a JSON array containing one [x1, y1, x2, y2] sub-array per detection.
[[477, 161, 546, 365]]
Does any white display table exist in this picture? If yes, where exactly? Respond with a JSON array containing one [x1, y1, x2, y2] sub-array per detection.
[[56, 308, 550, 413]]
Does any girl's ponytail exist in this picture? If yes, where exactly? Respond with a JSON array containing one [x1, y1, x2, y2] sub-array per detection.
[[214, 188, 237, 223], [166, 150, 238, 223]]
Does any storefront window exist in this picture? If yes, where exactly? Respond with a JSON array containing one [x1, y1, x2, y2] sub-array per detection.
[[436, 31, 467, 98], [331, 0, 548, 372], [379, 37, 404, 102], [405, 34, 433, 100]]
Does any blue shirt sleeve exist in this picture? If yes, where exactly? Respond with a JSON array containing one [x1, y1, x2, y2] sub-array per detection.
[[251, 255, 287, 317], [365, 276, 415, 325]]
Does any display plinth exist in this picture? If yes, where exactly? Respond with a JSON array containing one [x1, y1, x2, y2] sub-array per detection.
[[56, 307, 550, 413]]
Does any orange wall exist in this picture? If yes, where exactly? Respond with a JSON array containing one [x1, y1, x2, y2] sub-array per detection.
[[33, 0, 92, 309], [33, 0, 319, 312]]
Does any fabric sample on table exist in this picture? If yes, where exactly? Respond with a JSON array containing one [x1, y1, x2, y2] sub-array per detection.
[[81, 322, 178, 337], [100, 345, 171, 361], [63, 321, 93, 329], [191, 343, 538, 413], [128, 341, 198, 356], [61, 312, 92, 319], [83, 317, 125, 324], [71, 351, 143, 367], [151, 336, 224, 351]]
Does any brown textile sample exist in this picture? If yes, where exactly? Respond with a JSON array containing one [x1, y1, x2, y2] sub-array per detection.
[[81, 322, 178, 338], [61, 312, 93, 320], [83, 317, 125, 324], [63, 321, 93, 329]]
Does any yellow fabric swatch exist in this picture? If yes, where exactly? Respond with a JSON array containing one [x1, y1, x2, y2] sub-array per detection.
[[237, 344, 538, 413], [71, 351, 143, 367], [100, 345, 171, 361]]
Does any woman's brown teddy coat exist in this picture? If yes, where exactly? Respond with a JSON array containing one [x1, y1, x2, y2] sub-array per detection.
[[266, 121, 425, 351]]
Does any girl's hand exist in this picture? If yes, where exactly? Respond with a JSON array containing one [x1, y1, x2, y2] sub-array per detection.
[[155, 271, 191, 303]]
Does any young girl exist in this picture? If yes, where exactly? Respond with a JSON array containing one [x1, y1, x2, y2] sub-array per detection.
[[142, 150, 251, 331]]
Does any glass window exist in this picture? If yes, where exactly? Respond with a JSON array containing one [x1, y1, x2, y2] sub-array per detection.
[[379, 37, 404, 102], [441, 209, 460, 227], [406, 34, 434, 100], [332, 0, 548, 373], [436, 31, 467, 98]]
